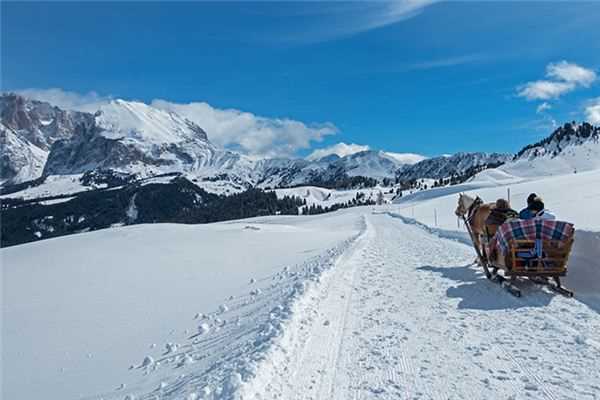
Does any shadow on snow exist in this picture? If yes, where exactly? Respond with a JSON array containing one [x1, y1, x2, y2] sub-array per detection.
[[417, 264, 557, 311]]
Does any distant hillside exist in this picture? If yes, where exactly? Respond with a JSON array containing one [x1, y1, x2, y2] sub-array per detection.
[[2, 93, 512, 198], [498, 122, 600, 178]]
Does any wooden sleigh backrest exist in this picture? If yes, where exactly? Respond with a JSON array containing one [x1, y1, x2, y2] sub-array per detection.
[[507, 238, 574, 274]]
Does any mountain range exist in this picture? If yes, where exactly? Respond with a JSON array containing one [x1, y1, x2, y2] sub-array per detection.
[[0, 93, 511, 193], [3, 92, 599, 247]]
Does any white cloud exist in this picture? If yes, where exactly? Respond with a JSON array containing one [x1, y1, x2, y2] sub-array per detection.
[[546, 61, 596, 87], [517, 80, 575, 101], [15, 88, 112, 113], [517, 61, 596, 101], [151, 100, 337, 158], [14, 88, 338, 159], [306, 142, 370, 161], [357, 0, 438, 34], [280, 0, 437, 44], [584, 98, 600, 125], [407, 54, 485, 70], [536, 102, 552, 114]]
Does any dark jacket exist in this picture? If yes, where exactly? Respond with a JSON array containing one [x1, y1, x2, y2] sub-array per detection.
[[519, 208, 536, 220], [486, 207, 519, 226]]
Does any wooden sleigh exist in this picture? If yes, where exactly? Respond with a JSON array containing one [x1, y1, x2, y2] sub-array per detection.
[[463, 217, 575, 297]]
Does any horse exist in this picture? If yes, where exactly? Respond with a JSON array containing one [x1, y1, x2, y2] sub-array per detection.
[[455, 193, 494, 265]]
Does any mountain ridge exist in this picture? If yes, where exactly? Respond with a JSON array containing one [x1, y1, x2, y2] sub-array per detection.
[[1, 93, 514, 193]]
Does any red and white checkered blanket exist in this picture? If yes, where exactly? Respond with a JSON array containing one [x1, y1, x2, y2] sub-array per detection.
[[491, 219, 574, 255]]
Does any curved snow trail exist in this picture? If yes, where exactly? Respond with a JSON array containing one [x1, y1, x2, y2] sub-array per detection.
[[243, 212, 600, 400]]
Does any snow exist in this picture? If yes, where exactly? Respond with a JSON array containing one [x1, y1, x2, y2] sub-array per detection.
[[197, 323, 211, 335], [395, 168, 600, 232], [0, 123, 49, 184], [4, 152, 600, 399], [39, 196, 75, 205], [239, 214, 600, 400], [126, 193, 138, 222], [273, 185, 396, 208], [39, 118, 54, 126], [391, 166, 600, 314], [96, 99, 208, 145], [0, 174, 87, 200], [499, 133, 600, 179], [4, 203, 600, 399], [2, 212, 361, 400], [382, 151, 427, 165], [0, 172, 241, 201]]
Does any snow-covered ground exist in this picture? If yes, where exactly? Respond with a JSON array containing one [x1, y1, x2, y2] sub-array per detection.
[[3, 162, 600, 400], [4, 205, 600, 400], [0, 174, 91, 200], [394, 169, 600, 232], [0, 173, 245, 201], [391, 168, 600, 312], [273, 186, 396, 208], [501, 133, 600, 179], [241, 213, 600, 400], [2, 213, 362, 400]]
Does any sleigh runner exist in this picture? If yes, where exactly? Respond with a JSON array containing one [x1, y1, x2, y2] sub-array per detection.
[[457, 194, 575, 297]]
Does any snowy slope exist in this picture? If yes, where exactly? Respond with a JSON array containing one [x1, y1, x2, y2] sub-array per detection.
[[2, 94, 518, 198], [96, 99, 209, 143], [273, 185, 396, 208], [4, 209, 600, 400], [333, 150, 407, 179], [500, 138, 600, 178], [396, 152, 511, 181], [44, 99, 256, 182], [0, 124, 48, 185], [395, 168, 600, 232], [2, 213, 363, 400], [240, 213, 600, 400], [391, 167, 600, 313], [498, 122, 600, 178]]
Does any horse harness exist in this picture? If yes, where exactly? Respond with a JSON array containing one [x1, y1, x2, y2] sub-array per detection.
[[465, 196, 483, 225]]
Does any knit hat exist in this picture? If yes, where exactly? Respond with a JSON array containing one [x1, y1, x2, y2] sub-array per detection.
[[530, 196, 545, 212], [495, 198, 510, 209]]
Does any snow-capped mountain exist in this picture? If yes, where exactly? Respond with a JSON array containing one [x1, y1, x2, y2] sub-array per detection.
[[0, 93, 92, 184], [396, 152, 510, 182], [44, 99, 255, 182], [333, 150, 406, 179], [2, 93, 514, 198], [254, 150, 414, 188], [498, 122, 600, 178], [1, 95, 429, 192]]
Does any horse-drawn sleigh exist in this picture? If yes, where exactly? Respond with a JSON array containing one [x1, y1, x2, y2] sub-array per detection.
[[455, 193, 575, 297]]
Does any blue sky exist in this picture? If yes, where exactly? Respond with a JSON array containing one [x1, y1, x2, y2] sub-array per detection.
[[3, 1, 600, 158]]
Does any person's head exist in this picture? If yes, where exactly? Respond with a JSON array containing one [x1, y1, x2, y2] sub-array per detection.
[[527, 193, 537, 206], [495, 198, 510, 210], [530, 196, 545, 212]]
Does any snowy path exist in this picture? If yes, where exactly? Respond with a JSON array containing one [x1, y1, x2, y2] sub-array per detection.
[[246, 212, 600, 400]]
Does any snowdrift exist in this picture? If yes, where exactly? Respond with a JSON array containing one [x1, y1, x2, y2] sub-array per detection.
[[2, 212, 363, 400]]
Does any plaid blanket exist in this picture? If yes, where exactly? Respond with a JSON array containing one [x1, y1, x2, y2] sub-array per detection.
[[492, 219, 574, 256]]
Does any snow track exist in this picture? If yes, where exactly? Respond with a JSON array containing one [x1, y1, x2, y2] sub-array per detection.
[[243, 212, 600, 400], [6, 210, 599, 400]]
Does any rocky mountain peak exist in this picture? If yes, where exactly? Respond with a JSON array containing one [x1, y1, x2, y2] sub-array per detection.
[[0, 92, 93, 150], [515, 122, 600, 160], [95, 99, 209, 143]]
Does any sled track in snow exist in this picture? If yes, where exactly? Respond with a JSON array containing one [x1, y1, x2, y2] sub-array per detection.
[[92, 211, 600, 400], [242, 212, 600, 400], [87, 218, 368, 400]]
